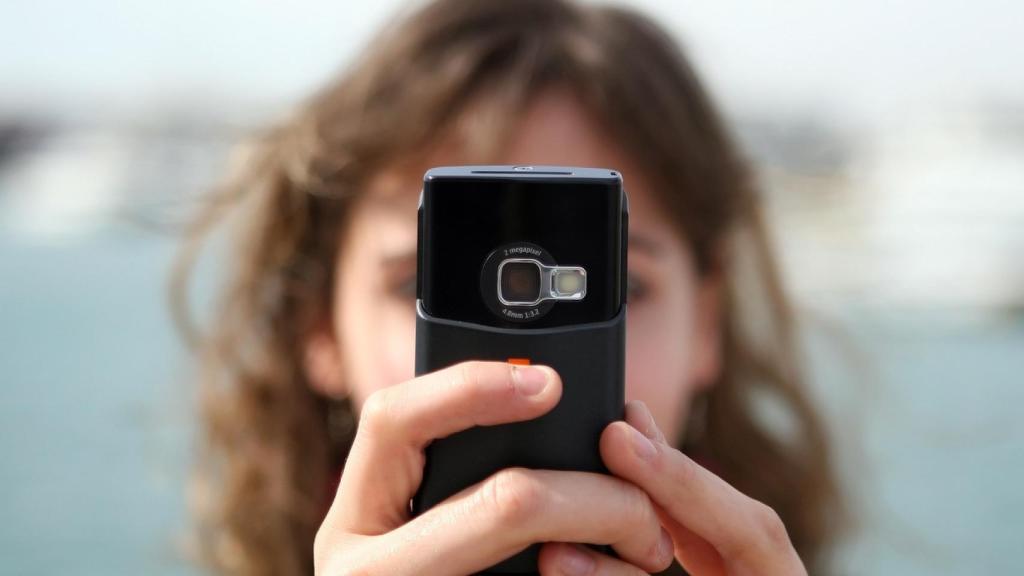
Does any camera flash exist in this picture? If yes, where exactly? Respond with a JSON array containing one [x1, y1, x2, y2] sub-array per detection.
[[553, 269, 586, 297], [497, 258, 587, 305]]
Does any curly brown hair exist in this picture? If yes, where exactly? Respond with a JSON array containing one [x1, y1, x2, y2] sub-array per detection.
[[172, 0, 844, 574]]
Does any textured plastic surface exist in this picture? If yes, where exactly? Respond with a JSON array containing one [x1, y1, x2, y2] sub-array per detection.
[[412, 302, 625, 573]]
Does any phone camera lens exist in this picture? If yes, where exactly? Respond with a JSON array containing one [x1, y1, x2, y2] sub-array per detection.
[[499, 261, 541, 304]]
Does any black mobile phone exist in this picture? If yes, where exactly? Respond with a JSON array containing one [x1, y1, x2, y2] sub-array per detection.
[[411, 165, 627, 573]]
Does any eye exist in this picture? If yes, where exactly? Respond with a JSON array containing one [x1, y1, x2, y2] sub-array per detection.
[[626, 272, 649, 303], [388, 274, 418, 301]]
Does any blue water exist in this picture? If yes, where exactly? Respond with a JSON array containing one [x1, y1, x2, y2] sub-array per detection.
[[0, 227, 195, 575], [1, 225, 1022, 575], [802, 308, 1024, 573]]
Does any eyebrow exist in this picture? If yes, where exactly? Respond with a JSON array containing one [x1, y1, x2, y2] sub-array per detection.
[[382, 250, 418, 268], [365, 195, 419, 217], [628, 234, 665, 257]]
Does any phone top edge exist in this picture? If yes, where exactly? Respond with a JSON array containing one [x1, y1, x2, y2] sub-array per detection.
[[424, 165, 621, 184]]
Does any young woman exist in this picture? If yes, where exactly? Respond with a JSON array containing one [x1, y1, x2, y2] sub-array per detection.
[[174, 0, 843, 574]]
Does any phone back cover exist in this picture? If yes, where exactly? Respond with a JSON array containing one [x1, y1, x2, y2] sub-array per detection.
[[413, 167, 627, 574], [412, 303, 625, 573]]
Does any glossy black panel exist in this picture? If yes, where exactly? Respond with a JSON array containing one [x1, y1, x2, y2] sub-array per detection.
[[419, 167, 625, 328]]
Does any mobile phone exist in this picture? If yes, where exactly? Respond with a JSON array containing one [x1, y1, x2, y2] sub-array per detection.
[[412, 166, 627, 573]]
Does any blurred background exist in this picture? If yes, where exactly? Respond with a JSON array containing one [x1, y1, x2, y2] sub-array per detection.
[[1, 1, 1022, 574]]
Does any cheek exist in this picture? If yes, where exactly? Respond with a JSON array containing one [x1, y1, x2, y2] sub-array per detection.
[[336, 294, 416, 411], [624, 292, 701, 445], [381, 302, 416, 390], [335, 267, 417, 412]]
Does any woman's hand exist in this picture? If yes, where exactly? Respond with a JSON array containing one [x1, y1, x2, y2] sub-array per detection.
[[314, 361, 676, 575], [550, 400, 806, 576]]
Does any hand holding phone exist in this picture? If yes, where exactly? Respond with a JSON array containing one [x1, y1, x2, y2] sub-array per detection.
[[313, 360, 677, 575]]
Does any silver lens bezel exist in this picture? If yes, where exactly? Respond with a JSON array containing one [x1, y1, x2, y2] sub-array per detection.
[[497, 258, 587, 306]]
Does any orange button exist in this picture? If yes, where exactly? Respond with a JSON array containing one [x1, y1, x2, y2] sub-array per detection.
[[507, 358, 531, 366]]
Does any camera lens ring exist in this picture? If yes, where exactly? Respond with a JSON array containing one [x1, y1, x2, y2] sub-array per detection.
[[480, 242, 556, 323], [497, 259, 544, 306]]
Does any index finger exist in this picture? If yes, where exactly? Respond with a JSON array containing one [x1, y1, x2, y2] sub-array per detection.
[[599, 401, 805, 575], [327, 361, 562, 535]]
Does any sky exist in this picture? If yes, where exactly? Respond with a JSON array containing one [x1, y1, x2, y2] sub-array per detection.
[[2, 0, 1022, 124]]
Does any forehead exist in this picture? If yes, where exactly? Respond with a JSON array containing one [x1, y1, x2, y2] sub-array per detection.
[[369, 93, 627, 185], [499, 92, 637, 172], [360, 91, 674, 242]]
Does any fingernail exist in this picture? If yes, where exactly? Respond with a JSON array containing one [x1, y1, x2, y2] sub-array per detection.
[[558, 544, 595, 575], [631, 426, 658, 461], [512, 365, 549, 396], [657, 528, 675, 562], [635, 401, 664, 443]]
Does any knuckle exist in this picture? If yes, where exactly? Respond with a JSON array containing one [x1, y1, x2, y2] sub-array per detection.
[[618, 480, 656, 529], [454, 360, 484, 386], [715, 499, 793, 564], [722, 498, 794, 565], [750, 500, 791, 548], [454, 361, 485, 395], [665, 449, 698, 485], [616, 483, 671, 569], [482, 467, 546, 526], [455, 360, 516, 403], [313, 527, 365, 576], [358, 389, 394, 437]]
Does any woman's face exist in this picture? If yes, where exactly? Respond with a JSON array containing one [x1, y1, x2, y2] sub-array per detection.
[[306, 92, 721, 447]]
